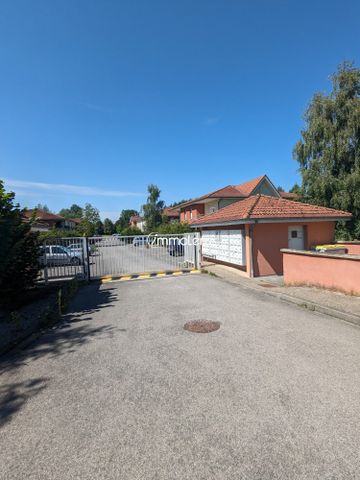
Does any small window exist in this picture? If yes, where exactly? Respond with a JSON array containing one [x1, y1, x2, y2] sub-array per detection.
[[291, 231, 298, 238], [190, 209, 193, 219]]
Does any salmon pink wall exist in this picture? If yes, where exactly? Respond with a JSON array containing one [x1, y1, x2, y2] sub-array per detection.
[[339, 243, 360, 255], [283, 251, 360, 295], [307, 222, 335, 248], [252, 221, 336, 277], [180, 204, 204, 222], [252, 223, 288, 276]]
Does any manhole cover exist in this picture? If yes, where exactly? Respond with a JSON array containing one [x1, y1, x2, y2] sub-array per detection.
[[184, 320, 221, 333]]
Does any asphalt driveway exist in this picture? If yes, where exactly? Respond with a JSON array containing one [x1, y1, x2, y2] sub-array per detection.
[[1, 274, 360, 479]]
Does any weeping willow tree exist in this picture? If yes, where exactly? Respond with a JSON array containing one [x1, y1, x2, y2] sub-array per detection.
[[294, 62, 360, 239]]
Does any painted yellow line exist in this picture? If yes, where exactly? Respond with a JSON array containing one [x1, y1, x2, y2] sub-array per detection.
[[101, 269, 200, 284], [101, 277, 113, 283]]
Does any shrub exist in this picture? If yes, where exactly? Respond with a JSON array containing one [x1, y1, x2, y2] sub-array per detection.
[[152, 221, 191, 234], [120, 226, 143, 236], [0, 181, 40, 307]]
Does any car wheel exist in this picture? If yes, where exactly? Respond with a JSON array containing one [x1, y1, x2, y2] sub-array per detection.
[[70, 257, 81, 266]]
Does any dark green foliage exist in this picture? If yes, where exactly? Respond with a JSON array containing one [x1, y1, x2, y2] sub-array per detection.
[[103, 218, 115, 235], [120, 226, 142, 236], [153, 221, 191, 234], [115, 209, 139, 233], [35, 203, 50, 212], [277, 186, 284, 192], [58, 204, 83, 219], [289, 183, 301, 194], [293, 62, 360, 239], [169, 198, 192, 207], [94, 220, 104, 235], [79, 203, 101, 236], [38, 229, 81, 241], [142, 184, 164, 232], [0, 181, 40, 307]]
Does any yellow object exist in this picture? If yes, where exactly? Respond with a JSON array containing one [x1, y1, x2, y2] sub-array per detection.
[[315, 244, 346, 251]]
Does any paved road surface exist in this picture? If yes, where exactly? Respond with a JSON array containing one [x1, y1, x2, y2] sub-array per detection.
[[1, 275, 360, 479], [90, 244, 186, 277]]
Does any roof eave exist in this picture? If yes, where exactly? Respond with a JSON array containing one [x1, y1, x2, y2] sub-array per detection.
[[191, 219, 254, 228], [191, 215, 351, 228], [253, 216, 352, 223]]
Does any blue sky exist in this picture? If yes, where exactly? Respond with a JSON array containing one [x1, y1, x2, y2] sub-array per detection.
[[1, 0, 360, 220]]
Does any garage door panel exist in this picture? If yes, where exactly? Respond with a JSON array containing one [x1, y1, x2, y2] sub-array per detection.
[[202, 229, 245, 266]]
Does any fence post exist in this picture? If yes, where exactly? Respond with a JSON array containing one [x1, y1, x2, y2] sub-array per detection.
[[195, 232, 201, 269], [83, 236, 91, 282], [43, 239, 49, 284]]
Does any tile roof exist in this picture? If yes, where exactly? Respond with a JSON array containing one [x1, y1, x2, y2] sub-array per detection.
[[163, 207, 180, 216], [129, 215, 144, 223], [176, 176, 267, 208], [234, 175, 266, 196], [280, 191, 299, 200], [191, 195, 352, 226], [22, 209, 64, 221]]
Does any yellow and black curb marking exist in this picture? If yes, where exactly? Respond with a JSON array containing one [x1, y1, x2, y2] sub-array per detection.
[[101, 269, 200, 284]]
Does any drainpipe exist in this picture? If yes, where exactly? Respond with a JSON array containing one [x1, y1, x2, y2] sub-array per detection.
[[249, 224, 254, 278]]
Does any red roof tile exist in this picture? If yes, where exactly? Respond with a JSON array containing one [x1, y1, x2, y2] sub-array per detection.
[[22, 209, 64, 221], [129, 215, 143, 223], [280, 192, 298, 200], [191, 195, 352, 226], [176, 175, 270, 209], [234, 175, 266, 196], [163, 207, 180, 217]]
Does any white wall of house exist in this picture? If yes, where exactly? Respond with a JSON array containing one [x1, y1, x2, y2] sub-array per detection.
[[137, 220, 146, 232]]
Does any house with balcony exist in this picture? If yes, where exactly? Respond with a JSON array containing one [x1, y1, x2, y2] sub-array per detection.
[[22, 209, 81, 231], [178, 175, 284, 222]]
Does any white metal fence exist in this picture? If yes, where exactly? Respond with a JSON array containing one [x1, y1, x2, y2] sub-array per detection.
[[39, 233, 200, 282]]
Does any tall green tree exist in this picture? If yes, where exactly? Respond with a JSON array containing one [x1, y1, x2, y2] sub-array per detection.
[[115, 209, 138, 233], [94, 220, 104, 235], [289, 183, 301, 195], [59, 204, 83, 219], [0, 181, 40, 306], [294, 62, 360, 239], [35, 203, 50, 212], [142, 184, 164, 232], [103, 218, 115, 235], [79, 203, 100, 236]]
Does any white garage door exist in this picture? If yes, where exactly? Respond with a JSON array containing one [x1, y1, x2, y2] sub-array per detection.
[[201, 229, 246, 266]]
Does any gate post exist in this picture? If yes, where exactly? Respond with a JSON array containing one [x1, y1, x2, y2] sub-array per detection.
[[83, 236, 91, 282], [195, 232, 201, 269], [43, 239, 49, 284]]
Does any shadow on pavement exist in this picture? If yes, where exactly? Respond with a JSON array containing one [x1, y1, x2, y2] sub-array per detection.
[[0, 377, 49, 428], [0, 283, 119, 375]]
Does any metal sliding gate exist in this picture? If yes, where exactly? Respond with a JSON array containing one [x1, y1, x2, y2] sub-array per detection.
[[39, 233, 200, 282], [88, 233, 200, 279]]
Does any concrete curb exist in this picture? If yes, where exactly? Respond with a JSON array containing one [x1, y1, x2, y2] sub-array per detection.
[[201, 269, 360, 328]]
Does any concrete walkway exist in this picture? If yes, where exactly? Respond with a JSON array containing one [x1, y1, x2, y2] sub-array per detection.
[[202, 261, 360, 325]]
